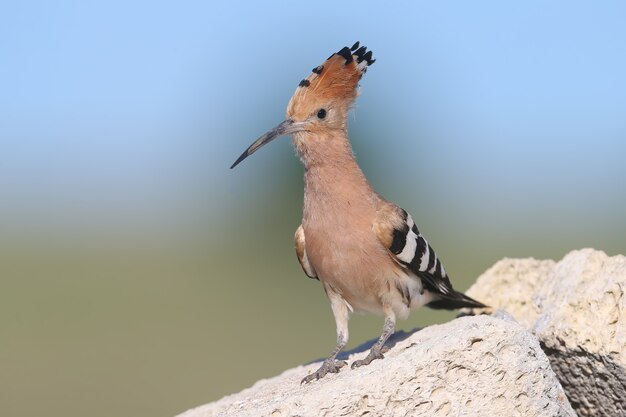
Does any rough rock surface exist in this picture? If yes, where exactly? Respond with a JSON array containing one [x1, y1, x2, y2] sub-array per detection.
[[466, 248, 626, 417], [177, 314, 574, 417]]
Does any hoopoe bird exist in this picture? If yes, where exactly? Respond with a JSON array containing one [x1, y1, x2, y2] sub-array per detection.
[[231, 42, 486, 384]]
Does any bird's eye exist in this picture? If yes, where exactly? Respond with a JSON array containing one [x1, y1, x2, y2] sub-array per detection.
[[317, 109, 327, 119]]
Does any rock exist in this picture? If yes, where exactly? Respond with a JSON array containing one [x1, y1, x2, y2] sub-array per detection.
[[176, 315, 574, 417], [466, 248, 626, 417]]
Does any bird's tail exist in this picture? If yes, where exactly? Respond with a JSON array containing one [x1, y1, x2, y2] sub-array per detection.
[[426, 290, 487, 310]]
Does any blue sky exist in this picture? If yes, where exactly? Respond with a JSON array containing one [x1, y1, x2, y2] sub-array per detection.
[[1, 1, 625, 249]]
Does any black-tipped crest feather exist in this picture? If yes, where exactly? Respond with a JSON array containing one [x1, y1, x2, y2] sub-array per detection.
[[337, 46, 353, 65]]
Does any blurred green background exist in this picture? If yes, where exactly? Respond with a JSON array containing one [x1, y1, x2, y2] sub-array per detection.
[[1, 1, 625, 417]]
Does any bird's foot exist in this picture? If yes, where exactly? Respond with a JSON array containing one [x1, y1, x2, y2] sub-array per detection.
[[301, 358, 347, 384], [351, 347, 384, 369]]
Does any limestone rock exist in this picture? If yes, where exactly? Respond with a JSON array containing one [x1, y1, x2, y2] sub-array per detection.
[[466, 248, 626, 417], [177, 315, 574, 417]]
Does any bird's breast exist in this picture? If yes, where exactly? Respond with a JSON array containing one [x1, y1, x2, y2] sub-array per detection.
[[302, 187, 398, 313]]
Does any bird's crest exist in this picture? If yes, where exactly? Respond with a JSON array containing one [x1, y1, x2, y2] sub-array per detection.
[[287, 42, 375, 116]]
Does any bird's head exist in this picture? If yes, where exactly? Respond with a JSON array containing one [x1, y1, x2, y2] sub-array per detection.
[[231, 42, 375, 169]]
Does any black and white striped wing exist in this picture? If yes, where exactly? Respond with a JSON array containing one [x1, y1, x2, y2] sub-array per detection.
[[375, 206, 454, 297], [375, 204, 487, 310]]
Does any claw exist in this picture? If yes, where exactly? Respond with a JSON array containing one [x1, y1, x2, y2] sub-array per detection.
[[301, 359, 346, 384], [351, 349, 385, 369]]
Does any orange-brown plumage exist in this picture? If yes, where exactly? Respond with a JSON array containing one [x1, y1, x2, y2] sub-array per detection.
[[287, 54, 360, 119]]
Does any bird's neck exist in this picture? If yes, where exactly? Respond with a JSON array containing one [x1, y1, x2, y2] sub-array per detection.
[[293, 130, 375, 222], [292, 128, 353, 166]]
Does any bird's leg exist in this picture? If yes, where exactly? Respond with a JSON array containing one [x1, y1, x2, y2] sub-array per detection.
[[351, 313, 396, 369], [301, 292, 349, 384]]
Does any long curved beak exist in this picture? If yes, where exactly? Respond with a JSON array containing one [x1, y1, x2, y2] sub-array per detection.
[[230, 119, 304, 169]]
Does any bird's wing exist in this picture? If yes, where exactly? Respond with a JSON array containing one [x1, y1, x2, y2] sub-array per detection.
[[295, 225, 318, 280], [373, 203, 455, 296]]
